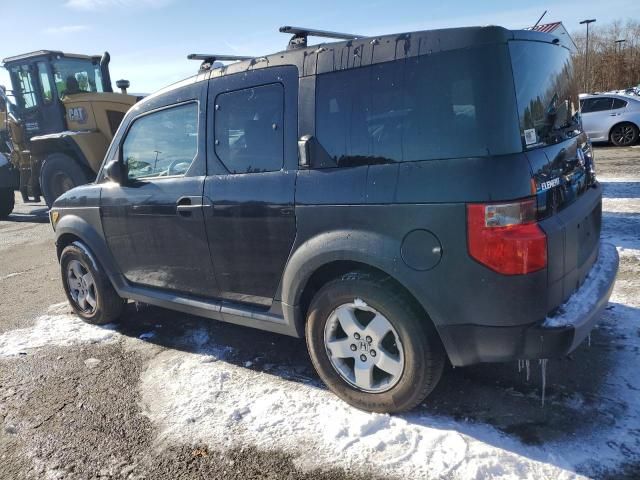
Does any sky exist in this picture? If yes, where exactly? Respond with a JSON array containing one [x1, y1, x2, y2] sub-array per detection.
[[1, 0, 639, 94]]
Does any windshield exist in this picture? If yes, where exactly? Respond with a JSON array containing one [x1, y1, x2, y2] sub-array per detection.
[[510, 41, 580, 149], [52, 58, 104, 97]]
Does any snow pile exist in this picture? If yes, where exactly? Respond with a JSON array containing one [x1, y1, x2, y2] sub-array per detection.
[[0, 303, 118, 357], [543, 242, 618, 327], [139, 331, 579, 480]]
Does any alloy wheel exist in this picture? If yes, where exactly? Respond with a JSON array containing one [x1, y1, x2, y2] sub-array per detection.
[[66, 259, 97, 314], [611, 124, 636, 146], [323, 300, 405, 393]]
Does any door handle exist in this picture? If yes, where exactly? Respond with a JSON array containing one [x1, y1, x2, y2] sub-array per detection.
[[176, 197, 202, 217]]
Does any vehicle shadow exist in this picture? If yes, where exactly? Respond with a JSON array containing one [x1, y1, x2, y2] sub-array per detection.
[[108, 299, 639, 477], [602, 212, 640, 250], [601, 181, 640, 199], [5, 208, 49, 224]]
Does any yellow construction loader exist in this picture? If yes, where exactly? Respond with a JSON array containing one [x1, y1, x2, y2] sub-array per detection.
[[0, 50, 138, 216]]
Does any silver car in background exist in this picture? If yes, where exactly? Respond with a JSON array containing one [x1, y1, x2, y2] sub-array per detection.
[[580, 94, 640, 146]]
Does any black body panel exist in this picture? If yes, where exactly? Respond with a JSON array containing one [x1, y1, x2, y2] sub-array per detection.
[[50, 25, 617, 369]]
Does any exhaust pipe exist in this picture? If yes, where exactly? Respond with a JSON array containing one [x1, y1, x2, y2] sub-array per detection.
[[100, 51, 114, 93]]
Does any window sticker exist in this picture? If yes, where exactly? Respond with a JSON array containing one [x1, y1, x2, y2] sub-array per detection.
[[524, 128, 537, 145]]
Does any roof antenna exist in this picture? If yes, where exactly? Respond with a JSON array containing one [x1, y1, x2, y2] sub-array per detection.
[[187, 53, 253, 71], [279, 26, 362, 50], [533, 10, 548, 28]]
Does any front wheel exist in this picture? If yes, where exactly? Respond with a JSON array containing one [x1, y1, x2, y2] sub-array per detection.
[[40, 154, 91, 208], [0, 188, 14, 219], [610, 123, 639, 147], [60, 243, 126, 325], [306, 272, 445, 413]]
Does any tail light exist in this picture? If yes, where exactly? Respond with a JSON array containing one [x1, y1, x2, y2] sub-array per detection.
[[467, 198, 547, 275]]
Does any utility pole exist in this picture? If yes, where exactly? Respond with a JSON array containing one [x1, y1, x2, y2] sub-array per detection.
[[580, 19, 596, 93]]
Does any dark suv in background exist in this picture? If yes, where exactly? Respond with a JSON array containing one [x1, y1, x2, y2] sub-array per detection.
[[49, 26, 618, 413]]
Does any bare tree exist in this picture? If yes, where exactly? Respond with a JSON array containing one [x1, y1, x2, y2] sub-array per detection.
[[572, 19, 640, 93]]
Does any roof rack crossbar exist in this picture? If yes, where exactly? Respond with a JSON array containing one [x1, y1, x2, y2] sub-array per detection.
[[187, 53, 254, 71], [278, 26, 362, 50]]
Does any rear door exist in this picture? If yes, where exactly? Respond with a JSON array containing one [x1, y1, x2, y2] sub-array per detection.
[[100, 82, 220, 298], [204, 66, 298, 307], [580, 97, 614, 140]]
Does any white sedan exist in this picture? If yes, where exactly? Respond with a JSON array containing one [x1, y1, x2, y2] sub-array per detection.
[[580, 94, 640, 146]]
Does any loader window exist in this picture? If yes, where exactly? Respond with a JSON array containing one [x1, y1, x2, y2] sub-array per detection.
[[52, 58, 104, 97], [37, 62, 53, 104], [10, 66, 39, 110]]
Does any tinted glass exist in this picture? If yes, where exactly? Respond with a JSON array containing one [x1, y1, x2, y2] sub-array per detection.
[[612, 98, 627, 109], [315, 44, 520, 166], [123, 103, 198, 179], [510, 41, 580, 148], [52, 58, 104, 97], [582, 97, 613, 113], [214, 83, 284, 174], [37, 62, 53, 104]]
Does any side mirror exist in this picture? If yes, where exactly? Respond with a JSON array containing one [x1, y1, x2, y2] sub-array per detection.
[[104, 159, 127, 184], [297, 135, 337, 169]]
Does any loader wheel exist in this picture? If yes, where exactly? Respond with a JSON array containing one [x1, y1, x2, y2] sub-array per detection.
[[0, 188, 14, 219], [40, 153, 91, 208]]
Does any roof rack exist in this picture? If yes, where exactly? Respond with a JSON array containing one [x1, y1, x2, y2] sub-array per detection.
[[279, 26, 362, 50], [187, 53, 254, 71]]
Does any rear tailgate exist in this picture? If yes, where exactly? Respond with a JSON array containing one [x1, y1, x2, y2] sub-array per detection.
[[526, 137, 602, 312]]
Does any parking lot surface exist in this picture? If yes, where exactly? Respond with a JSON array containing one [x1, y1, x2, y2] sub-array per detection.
[[1, 146, 639, 479]]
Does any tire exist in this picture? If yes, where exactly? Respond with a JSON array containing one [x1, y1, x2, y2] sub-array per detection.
[[40, 153, 91, 208], [0, 188, 14, 219], [305, 272, 445, 413], [610, 122, 639, 147], [60, 242, 126, 325]]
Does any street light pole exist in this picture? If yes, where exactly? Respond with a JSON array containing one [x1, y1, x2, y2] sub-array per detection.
[[580, 19, 596, 92], [615, 39, 626, 90]]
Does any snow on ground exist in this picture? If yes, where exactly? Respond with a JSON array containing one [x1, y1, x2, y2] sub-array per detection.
[[0, 177, 638, 479], [0, 303, 118, 356]]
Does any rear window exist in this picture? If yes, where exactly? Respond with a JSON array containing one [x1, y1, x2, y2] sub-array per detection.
[[510, 41, 580, 149], [315, 44, 521, 166]]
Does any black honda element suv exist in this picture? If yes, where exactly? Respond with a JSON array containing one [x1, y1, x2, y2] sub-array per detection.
[[50, 25, 618, 413]]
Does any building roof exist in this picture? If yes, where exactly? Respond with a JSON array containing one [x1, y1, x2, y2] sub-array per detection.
[[528, 22, 563, 34]]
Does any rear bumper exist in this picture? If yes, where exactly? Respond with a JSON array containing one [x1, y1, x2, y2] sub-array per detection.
[[442, 242, 618, 366]]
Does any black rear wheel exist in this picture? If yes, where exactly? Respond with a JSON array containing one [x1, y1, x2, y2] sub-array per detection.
[[40, 153, 91, 208], [610, 123, 639, 147], [0, 188, 14, 219]]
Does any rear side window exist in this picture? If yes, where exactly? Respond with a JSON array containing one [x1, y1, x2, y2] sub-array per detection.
[[612, 98, 627, 109], [582, 97, 613, 113], [122, 103, 198, 179], [214, 83, 284, 174], [315, 44, 520, 166]]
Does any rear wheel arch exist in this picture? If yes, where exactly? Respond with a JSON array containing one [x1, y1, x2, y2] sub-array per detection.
[[296, 260, 446, 353]]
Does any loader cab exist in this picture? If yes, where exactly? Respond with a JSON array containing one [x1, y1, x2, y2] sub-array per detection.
[[2, 50, 112, 140]]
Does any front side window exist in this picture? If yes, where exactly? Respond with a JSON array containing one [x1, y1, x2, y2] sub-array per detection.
[[214, 83, 284, 174], [315, 44, 520, 166], [10, 66, 39, 109], [510, 41, 580, 148], [122, 103, 198, 180], [52, 58, 104, 97], [37, 62, 53, 103]]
